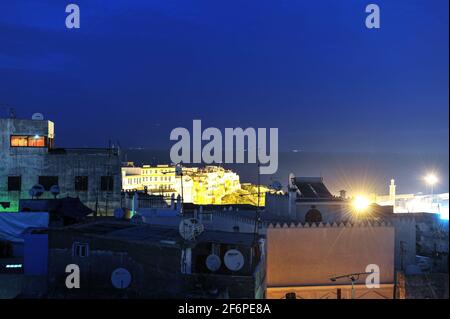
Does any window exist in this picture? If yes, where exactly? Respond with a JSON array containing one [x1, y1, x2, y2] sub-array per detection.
[[72, 242, 89, 258], [305, 208, 323, 223], [39, 176, 58, 191], [7, 176, 21, 191], [10, 136, 27, 147], [10, 135, 47, 148], [75, 176, 88, 191], [101, 176, 114, 192]]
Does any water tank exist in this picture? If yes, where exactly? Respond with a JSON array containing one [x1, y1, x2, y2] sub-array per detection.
[[32, 113, 44, 120]]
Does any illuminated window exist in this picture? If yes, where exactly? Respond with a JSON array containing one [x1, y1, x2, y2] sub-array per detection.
[[10, 136, 28, 147], [28, 135, 46, 147], [10, 135, 47, 148]]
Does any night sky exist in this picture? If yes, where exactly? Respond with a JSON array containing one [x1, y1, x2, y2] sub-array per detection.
[[0, 0, 448, 193]]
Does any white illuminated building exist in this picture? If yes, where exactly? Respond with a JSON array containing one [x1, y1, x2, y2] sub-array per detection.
[[375, 179, 449, 220], [121, 164, 241, 204]]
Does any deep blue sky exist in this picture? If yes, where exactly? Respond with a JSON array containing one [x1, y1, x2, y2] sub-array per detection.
[[0, 1, 448, 192]]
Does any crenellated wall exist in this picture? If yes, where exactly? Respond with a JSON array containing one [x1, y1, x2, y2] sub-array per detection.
[[266, 221, 395, 299]]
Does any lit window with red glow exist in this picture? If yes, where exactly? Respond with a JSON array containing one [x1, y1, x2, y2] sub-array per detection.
[[10, 135, 48, 148]]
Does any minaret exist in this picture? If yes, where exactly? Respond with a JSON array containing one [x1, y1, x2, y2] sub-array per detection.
[[389, 179, 396, 213]]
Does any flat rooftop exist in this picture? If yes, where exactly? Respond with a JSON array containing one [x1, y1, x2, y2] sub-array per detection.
[[63, 220, 256, 246]]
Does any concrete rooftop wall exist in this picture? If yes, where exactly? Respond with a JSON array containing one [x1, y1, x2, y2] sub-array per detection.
[[266, 222, 395, 287]]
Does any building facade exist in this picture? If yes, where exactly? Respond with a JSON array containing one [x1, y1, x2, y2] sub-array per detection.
[[265, 174, 417, 272], [0, 116, 121, 215], [122, 164, 242, 204], [47, 220, 266, 298]]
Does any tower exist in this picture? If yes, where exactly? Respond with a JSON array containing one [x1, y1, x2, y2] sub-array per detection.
[[389, 179, 396, 213]]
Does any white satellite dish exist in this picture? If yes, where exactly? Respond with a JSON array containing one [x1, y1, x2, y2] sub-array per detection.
[[206, 254, 221, 272], [179, 218, 204, 241], [29, 184, 45, 199], [50, 185, 60, 198], [111, 268, 132, 289], [224, 249, 245, 272], [271, 181, 283, 191], [31, 113, 44, 120], [114, 208, 125, 219]]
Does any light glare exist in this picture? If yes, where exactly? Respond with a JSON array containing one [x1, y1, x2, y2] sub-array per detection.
[[353, 195, 370, 212], [424, 174, 438, 186]]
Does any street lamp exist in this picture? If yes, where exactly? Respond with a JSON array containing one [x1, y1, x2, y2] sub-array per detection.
[[424, 173, 438, 187], [352, 195, 370, 213], [424, 173, 438, 210]]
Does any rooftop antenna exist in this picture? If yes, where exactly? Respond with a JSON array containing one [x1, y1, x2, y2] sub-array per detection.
[[253, 161, 261, 242], [329, 271, 375, 299]]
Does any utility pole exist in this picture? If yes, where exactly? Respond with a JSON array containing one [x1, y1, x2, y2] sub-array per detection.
[[253, 161, 261, 242]]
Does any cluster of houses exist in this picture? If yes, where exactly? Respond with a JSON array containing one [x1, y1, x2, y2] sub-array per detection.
[[0, 116, 448, 299]]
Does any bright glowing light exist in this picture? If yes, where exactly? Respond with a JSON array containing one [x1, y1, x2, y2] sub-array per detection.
[[353, 195, 370, 212], [424, 173, 438, 186], [34, 135, 40, 139]]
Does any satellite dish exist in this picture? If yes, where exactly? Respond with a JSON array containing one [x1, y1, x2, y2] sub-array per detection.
[[114, 208, 125, 219], [206, 254, 222, 272], [271, 181, 283, 191], [224, 249, 245, 272], [50, 185, 60, 198], [31, 113, 44, 120], [111, 268, 132, 289], [29, 184, 45, 199], [179, 218, 204, 241]]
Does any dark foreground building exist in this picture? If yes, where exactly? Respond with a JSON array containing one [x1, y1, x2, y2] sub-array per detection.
[[47, 220, 266, 298], [0, 115, 121, 215]]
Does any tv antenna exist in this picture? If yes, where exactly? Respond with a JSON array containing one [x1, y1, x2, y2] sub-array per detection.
[[329, 271, 375, 299]]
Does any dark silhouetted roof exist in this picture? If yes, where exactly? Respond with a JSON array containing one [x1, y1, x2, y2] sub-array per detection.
[[19, 197, 93, 219], [293, 177, 334, 199]]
